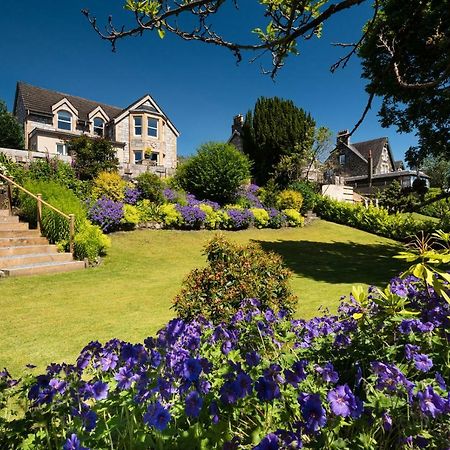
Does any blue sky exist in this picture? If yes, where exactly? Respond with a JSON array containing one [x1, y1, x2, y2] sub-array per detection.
[[0, 1, 416, 161]]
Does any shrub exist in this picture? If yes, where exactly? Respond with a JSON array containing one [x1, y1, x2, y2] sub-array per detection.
[[199, 203, 223, 229], [223, 208, 254, 230], [175, 142, 251, 204], [236, 184, 263, 208], [124, 186, 142, 205], [250, 207, 270, 228], [87, 197, 124, 233], [173, 236, 297, 323], [257, 179, 280, 208], [91, 171, 127, 202], [176, 205, 206, 229], [289, 180, 319, 213], [136, 172, 164, 204], [283, 208, 304, 227], [276, 189, 303, 210], [136, 199, 161, 223], [73, 220, 111, 263], [19, 180, 87, 244], [159, 203, 182, 227], [267, 207, 287, 228], [162, 187, 186, 204], [121, 204, 140, 229], [420, 188, 450, 218]]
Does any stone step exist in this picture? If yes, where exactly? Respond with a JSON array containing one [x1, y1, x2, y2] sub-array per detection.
[[0, 236, 49, 247], [1, 260, 86, 277], [0, 229, 40, 238], [0, 244, 58, 257], [0, 222, 29, 231], [0, 210, 10, 216], [0, 252, 73, 268], [0, 215, 19, 223]]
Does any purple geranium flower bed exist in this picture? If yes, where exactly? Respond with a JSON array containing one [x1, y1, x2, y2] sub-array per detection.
[[87, 197, 124, 232], [124, 187, 141, 205], [175, 205, 207, 229], [226, 208, 254, 230], [2, 271, 450, 449]]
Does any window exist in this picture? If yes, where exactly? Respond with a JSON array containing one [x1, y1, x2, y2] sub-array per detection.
[[147, 118, 158, 138], [339, 154, 346, 165], [93, 117, 104, 136], [134, 116, 142, 136], [134, 150, 143, 163], [57, 110, 72, 131], [56, 143, 67, 156]]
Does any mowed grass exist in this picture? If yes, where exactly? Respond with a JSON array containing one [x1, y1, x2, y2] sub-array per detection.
[[0, 221, 406, 374]]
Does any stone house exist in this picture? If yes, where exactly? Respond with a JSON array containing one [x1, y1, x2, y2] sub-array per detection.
[[13, 82, 179, 177], [325, 130, 429, 194]]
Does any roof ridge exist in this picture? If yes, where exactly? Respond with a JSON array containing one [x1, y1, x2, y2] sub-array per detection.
[[352, 137, 387, 146], [17, 81, 123, 111]]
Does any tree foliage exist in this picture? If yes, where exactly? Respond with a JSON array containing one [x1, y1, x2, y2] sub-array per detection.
[[359, 0, 450, 165], [68, 135, 119, 181], [175, 142, 251, 204], [0, 100, 24, 149], [242, 97, 315, 185]]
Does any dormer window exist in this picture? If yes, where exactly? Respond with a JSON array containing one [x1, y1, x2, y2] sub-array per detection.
[[93, 117, 104, 136], [57, 110, 72, 131], [134, 116, 142, 136], [148, 118, 158, 138]]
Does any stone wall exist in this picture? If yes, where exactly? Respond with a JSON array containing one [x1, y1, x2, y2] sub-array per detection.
[[328, 144, 368, 177]]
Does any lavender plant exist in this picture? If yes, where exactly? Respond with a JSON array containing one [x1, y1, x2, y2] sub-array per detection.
[[87, 197, 124, 233]]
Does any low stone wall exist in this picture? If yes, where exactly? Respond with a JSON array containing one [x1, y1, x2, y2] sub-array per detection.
[[0, 147, 72, 164]]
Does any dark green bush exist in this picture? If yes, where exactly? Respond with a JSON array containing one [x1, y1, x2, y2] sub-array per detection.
[[19, 180, 87, 244], [173, 235, 297, 323], [136, 172, 164, 204], [420, 188, 450, 218], [289, 180, 319, 213], [175, 142, 251, 204]]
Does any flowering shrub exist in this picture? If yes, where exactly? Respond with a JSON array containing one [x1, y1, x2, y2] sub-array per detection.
[[91, 171, 127, 202], [136, 199, 161, 223], [2, 256, 450, 448], [223, 208, 254, 230], [237, 184, 264, 208], [123, 186, 141, 205], [176, 205, 207, 229], [250, 208, 270, 228], [87, 197, 124, 233], [173, 236, 297, 323], [267, 207, 287, 228], [136, 172, 164, 204], [283, 208, 304, 227], [276, 189, 303, 211]]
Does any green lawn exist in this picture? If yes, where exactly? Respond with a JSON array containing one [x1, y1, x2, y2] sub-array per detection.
[[0, 220, 406, 375]]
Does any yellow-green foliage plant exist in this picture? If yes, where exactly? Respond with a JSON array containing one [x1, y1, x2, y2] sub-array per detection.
[[91, 171, 127, 201], [160, 203, 182, 227], [250, 208, 270, 228], [199, 204, 222, 229], [136, 200, 161, 223], [73, 220, 111, 263], [122, 204, 140, 229], [277, 189, 303, 211], [283, 209, 305, 227]]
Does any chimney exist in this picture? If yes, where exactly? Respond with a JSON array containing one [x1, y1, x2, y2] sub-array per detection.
[[337, 129, 350, 146], [368, 150, 373, 188], [232, 114, 244, 134]]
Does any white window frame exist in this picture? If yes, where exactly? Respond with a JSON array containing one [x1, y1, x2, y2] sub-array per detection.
[[147, 117, 158, 138], [57, 110, 72, 131], [339, 154, 346, 165], [134, 116, 142, 136], [56, 143, 67, 156], [93, 117, 105, 136]]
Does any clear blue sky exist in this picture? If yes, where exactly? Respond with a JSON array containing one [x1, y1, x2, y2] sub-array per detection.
[[0, 1, 417, 161]]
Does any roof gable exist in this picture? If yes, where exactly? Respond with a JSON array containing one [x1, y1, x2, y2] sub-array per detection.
[[351, 137, 395, 169]]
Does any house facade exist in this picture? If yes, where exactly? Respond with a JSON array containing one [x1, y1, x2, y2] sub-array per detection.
[[325, 130, 429, 194], [13, 82, 179, 177]]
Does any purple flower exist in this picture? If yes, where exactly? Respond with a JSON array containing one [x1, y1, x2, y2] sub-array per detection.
[[236, 372, 253, 397], [245, 351, 261, 367], [49, 378, 67, 394], [226, 208, 254, 230], [405, 344, 420, 360], [143, 401, 171, 431], [210, 400, 220, 424], [390, 277, 408, 297], [99, 352, 118, 371], [63, 434, 89, 450], [220, 380, 242, 405], [185, 390, 203, 418], [176, 205, 206, 229], [417, 386, 446, 418], [124, 187, 141, 205], [299, 393, 327, 433], [382, 412, 392, 431], [163, 187, 178, 202], [253, 433, 279, 450], [327, 384, 363, 418], [413, 353, 433, 372], [114, 366, 138, 390], [256, 377, 280, 402], [435, 372, 447, 390], [88, 197, 124, 233], [91, 381, 108, 400], [183, 358, 202, 382], [316, 363, 339, 383]]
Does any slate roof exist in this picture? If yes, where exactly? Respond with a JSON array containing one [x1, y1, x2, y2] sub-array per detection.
[[15, 82, 123, 122], [351, 137, 389, 168]]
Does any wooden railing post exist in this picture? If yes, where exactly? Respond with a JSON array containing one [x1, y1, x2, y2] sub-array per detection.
[[69, 214, 75, 254], [7, 182, 13, 216], [36, 194, 43, 233]]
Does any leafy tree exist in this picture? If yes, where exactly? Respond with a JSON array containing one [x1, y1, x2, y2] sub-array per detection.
[[68, 135, 119, 181], [175, 142, 251, 204], [359, 0, 450, 166], [0, 100, 24, 149], [242, 97, 315, 185], [421, 156, 450, 190]]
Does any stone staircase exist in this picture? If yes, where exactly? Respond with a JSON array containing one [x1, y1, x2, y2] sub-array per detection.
[[304, 210, 320, 225], [0, 210, 85, 277]]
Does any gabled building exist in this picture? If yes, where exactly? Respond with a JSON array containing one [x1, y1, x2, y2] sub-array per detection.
[[326, 130, 428, 194], [13, 82, 179, 177]]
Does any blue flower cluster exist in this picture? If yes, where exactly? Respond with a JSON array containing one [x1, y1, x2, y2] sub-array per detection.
[[2, 274, 450, 449], [87, 197, 124, 232]]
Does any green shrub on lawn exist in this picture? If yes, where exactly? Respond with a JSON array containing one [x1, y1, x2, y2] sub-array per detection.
[[276, 189, 303, 210], [19, 180, 87, 244], [289, 180, 319, 213], [173, 235, 297, 323], [136, 172, 164, 204], [73, 220, 111, 262], [283, 208, 304, 227], [250, 207, 270, 228]]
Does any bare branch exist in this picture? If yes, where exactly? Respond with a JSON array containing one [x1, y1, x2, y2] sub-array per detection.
[[349, 91, 375, 136]]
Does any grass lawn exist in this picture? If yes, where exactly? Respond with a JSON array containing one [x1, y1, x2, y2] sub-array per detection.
[[0, 220, 406, 375]]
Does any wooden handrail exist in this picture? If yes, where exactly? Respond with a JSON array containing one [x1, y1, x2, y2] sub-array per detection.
[[0, 172, 75, 254]]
